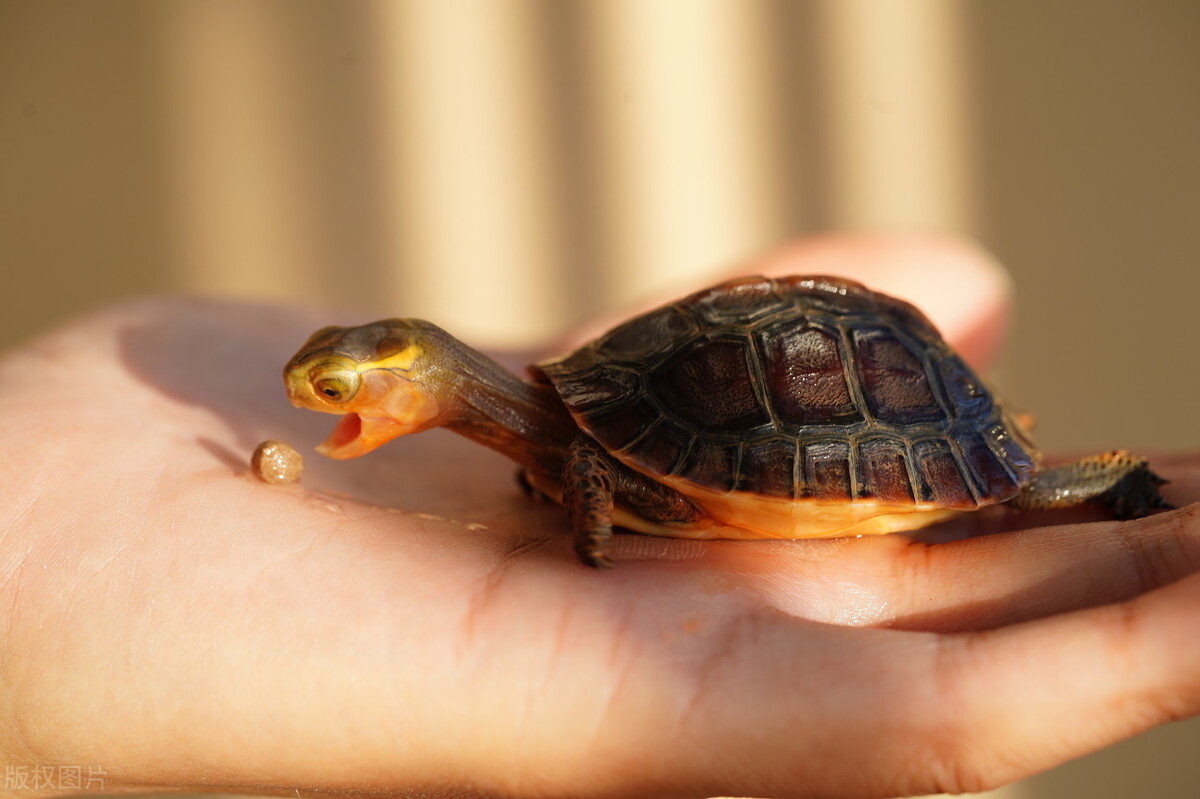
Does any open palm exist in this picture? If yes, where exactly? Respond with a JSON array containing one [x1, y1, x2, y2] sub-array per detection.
[[2, 237, 1197, 799]]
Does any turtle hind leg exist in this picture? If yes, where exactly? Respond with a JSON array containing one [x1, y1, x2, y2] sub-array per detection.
[[563, 437, 617, 569], [514, 467, 554, 503], [1010, 450, 1173, 519]]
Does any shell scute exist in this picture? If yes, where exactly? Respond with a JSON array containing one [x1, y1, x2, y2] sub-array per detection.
[[911, 439, 977, 508], [985, 423, 1037, 482], [646, 337, 770, 432], [960, 433, 1019, 499], [679, 439, 740, 491], [855, 436, 916, 503], [853, 328, 946, 425], [596, 306, 698, 366], [624, 418, 692, 477], [802, 440, 854, 500], [736, 438, 798, 499], [550, 367, 638, 412], [777, 275, 942, 339], [687, 276, 791, 324], [937, 354, 991, 418], [584, 395, 661, 451], [759, 321, 861, 426]]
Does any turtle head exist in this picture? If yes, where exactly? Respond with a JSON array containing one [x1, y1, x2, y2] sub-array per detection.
[[284, 319, 451, 459]]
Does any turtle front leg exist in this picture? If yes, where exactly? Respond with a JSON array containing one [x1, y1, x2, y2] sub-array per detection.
[[562, 436, 706, 568], [1010, 450, 1172, 519], [563, 437, 617, 569]]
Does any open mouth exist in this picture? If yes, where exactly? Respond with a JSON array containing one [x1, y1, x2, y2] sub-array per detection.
[[325, 413, 363, 451], [316, 412, 405, 459]]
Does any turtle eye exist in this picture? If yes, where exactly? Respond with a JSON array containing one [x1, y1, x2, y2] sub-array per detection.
[[311, 370, 359, 403]]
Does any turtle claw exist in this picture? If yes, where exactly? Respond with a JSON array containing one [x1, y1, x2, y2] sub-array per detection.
[[575, 547, 615, 570], [1100, 459, 1173, 520]]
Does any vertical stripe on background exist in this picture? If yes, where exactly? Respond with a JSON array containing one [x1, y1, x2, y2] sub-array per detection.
[[370, 0, 568, 347], [161, 2, 326, 300], [816, 0, 975, 233], [578, 0, 789, 308]]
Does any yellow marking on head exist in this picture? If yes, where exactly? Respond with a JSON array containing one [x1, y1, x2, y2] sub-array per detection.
[[358, 344, 424, 374]]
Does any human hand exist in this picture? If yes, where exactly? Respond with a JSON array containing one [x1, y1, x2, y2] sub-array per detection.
[[1, 236, 1197, 798]]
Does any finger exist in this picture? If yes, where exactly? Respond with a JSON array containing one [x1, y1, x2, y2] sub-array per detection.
[[693, 500, 1198, 632], [566, 234, 1012, 370], [897, 504, 1200, 632], [599, 570, 1200, 798], [906, 566, 1200, 794]]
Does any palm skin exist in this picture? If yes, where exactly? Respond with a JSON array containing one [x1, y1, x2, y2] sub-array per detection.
[[1, 237, 1197, 799]]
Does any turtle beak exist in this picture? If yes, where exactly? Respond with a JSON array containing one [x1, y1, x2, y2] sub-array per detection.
[[316, 413, 408, 459]]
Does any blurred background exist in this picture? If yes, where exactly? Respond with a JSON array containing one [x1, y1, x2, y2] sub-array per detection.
[[2, 1, 1198, 796]]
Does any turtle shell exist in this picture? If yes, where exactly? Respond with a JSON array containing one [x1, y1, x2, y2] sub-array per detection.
[[537, 275, 1038, 510]]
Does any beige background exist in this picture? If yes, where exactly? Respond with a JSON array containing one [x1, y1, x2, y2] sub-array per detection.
[[2, 2, 1198, 797]]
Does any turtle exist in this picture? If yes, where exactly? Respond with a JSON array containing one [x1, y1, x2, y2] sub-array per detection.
[[283, 274, 1171, 568]]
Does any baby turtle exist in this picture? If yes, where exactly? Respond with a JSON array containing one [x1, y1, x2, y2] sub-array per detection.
[[284, 275, 1170, 567]]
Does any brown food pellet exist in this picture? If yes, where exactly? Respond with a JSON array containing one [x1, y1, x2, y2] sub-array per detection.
[[251, 439, 304, 484]]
